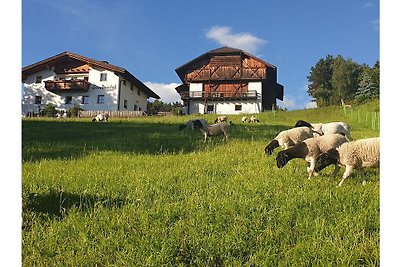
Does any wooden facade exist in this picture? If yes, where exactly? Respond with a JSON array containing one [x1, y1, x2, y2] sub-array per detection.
[[175, 47, 284, 113]]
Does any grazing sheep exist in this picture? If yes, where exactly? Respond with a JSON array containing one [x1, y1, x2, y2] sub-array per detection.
[[264, 127, 320, 155], [241, 116, 248, 123], [179, 119, 208, 131], [193, 120, 230, 141], [294, 120, 352, 140], [92, 113, 109, 122], [314, 137, 380, 186], [214, 115, 228, 124], [276, 134, 347, 179], [249, 115, 260, 123]]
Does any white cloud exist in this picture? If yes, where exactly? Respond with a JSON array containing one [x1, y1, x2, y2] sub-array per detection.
[[205, 26, 267, 54], [305, 101, 317, 109], [277, 95, 296, 109], [144, 82, 182, 103]]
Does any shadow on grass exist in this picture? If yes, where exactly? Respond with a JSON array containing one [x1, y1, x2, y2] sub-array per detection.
[[22, 119, 290, 162], [23, 189, 126, 230]]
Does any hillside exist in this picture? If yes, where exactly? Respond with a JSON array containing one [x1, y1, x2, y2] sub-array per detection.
[[22, 102, 380, 266]]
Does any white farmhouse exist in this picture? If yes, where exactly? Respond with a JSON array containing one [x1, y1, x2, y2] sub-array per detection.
[[22, 51, 160, 116]]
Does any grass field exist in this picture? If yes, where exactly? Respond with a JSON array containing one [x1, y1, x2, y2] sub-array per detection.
[[22, 104, 380, 266]]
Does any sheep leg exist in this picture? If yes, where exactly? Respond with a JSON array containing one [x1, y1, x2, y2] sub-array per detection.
[[331, 164, 340, 177], [307, 159, 317, 180], [337, 165, 353, 187]]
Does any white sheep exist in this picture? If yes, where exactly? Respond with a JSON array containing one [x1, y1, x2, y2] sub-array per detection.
[[275, 134, 348, 179], [264, 127, 320, 155], [193, 120, 230, 141], [241, 116, 248, 123], [214, 115, 228, 124], [249, 115, 260, 123], [92, 113, 109, 122], [294, 120, 352, 140], [314, 137, 380, 186], [179, 119, 208, 131]]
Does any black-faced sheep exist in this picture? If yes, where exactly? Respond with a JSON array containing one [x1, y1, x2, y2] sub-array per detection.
[[92, 113, 109, 122], [276, 134, 347, 179], [241, 116, 248, 123], [264, 127, 320, 155], [214, 115, 228, 124], [179, 119, 208, 131], [314, 137, 380, 186], [193, 119, 230, 141], [249, 116, 260, 123], [294, 120, 352, 140]]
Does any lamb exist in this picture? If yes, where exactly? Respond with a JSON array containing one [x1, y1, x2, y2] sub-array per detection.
[[275, 134, 348, 179], [214, 115, 228, 123], [294, 120, 352, 140], [178, 119, 208, 131], [264, 127, 320, 155], [241, 116, 248, 123], [193, 119, 230, 141], [92, 113, 109, 122], [249, 115, 260, 123], [314, 137, 380, 186]]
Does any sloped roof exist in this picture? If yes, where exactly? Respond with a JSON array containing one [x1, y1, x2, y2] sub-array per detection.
[[22, 51, 160, 99], [175, 46, 276, 81]]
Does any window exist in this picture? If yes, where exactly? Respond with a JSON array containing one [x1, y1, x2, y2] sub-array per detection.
[[82, 96, 89, 104], [134, 104, 138, 111], [124, 99, 127, 109], [35, 76, 42, 83], [235, 104, 242, 111], [137, 89, 141, 96], [34, 96, 42, 104], [100, 73, 107, 81], [65, 96, 72, 104], [207, 105, 214, 112], [97, 95, 105, 104]]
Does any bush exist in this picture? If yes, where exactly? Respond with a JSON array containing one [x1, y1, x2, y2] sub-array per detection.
[[42, 104, 57, 117], [67, 105, 84, 118]]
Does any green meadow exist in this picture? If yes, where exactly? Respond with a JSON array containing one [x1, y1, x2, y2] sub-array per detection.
[[22, 103, 380, 266]]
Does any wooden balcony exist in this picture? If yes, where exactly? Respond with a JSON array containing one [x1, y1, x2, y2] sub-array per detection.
[[180, 90, 258, 101], [44, 80, 90, 92]]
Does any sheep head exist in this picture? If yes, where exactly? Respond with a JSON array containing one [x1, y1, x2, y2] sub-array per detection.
[[314, 149, 339, 172], [264, 140, 279, 156], [276, 151, 290, 168], [294, 120, 313, 128]]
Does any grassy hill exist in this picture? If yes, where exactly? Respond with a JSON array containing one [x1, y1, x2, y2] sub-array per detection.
[[22, 102, 380, 266]]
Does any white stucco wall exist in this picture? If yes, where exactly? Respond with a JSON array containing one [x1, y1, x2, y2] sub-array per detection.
[[22, 65, 151, 115]]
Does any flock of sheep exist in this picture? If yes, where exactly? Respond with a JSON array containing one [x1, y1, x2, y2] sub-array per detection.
[[92, 112, 379, 186], [179, 116, 380, 187]]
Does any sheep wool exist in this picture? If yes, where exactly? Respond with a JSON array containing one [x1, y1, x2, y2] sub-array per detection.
[[265, 127, 316, 155]]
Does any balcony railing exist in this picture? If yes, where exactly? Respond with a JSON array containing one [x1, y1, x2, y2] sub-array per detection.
[[44, 80, 90, 92], [180, 90, 258, 100]]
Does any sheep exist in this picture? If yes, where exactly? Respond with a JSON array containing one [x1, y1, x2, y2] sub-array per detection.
[[193, 119, 230, 141], [275, 134, 348, 179], [264, 127, 320, 155], [314, 137, 380, 186], [241, 116, 248, 123], [294, 120, 352, 140], [92, 113, 109, 122], [249, 115, 260, 123], [178, 119, 207, 131], [214, 115, 228, 123]]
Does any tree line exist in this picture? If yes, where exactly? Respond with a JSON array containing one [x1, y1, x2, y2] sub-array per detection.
[[307, 55, 379, 107]]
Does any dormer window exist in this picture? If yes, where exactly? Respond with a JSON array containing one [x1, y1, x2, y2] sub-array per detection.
[[100, 73, 107, 81]]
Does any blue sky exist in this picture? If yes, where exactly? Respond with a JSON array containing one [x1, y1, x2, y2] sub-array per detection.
[[22, 0, 379, 110]]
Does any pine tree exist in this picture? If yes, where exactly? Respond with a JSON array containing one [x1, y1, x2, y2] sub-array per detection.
[[355, 72, 376, 103]]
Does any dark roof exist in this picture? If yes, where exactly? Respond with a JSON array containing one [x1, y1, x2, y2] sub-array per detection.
[[22, 51, 160, 99], [175, 46, 276, 81]]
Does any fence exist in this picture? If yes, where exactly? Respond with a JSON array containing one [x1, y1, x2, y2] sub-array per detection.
[[342, 107, 380, 130], [80, 110, 147, 118]]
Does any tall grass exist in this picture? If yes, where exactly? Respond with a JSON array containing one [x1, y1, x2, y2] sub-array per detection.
[[22, 104, 380, 266]]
